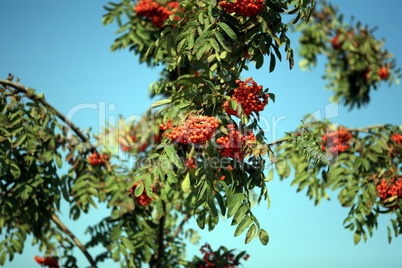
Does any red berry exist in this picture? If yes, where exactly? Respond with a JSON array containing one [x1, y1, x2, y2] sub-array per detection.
[[378, 67, 389, 80], [331, 36, 342, 49]]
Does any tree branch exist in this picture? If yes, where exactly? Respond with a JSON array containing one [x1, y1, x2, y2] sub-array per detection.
[[268, 124, 388, 147], [347, 125, 387, 133], [172, 214, 189, 239], [149, 200, 166, 268], [267, 132, 303, 146], [0, 78, 94, 150], [51, 213, 97, 268]]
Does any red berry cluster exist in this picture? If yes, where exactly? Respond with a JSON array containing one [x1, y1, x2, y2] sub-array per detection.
[[331, 34, 390, 82], [185, 158, 197, 169], [331, 36, 342, 49], [134, 0, 179, 28], [129, 182, 156, 206], [197, 244, 250, 268], [216, 124, 256, 160], [321, 128, 353, 155], [34, 256, 59, 268], [160, 116, 220, 144], [391, 133, 402, 144], [377, 177, 402, 207], [224, 78, 268, 117], [88, 152, 108, 165], [378, 67, 390, 80], [218, 0, 264, 17]]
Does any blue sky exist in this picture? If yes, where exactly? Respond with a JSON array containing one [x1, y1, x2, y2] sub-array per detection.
[[1, 0, 402, 267]]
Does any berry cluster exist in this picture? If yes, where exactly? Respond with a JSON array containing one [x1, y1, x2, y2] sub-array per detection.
[[129, 182, 155, 206], [321, 128, 353, 155], [331, 34, 390, 81], [196, 243, 250, 268], [378, 67, 390, 80], [184, 158, 197, 169], [216, 124, 256, 160], [218, 0, 264, 17], [391, 133, 402, 144], [134, 0, 179, 28], [377, 177, 402, 207], [34, 256, 59, 268], [224, 78, 268, 117], [88, 152, 108, 165], [331, 36, 342, 49], [364, 67, 390, 81], [160, 116, 219, 144]]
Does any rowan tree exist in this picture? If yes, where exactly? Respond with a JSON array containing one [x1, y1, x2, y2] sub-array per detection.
[[0, 0, 401, 267]]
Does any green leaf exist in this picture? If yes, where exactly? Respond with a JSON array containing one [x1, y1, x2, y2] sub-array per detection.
[[234, 215, 252, 237], [245, 224, 257, 244], [10, 126, 23, 136], [214, 192, 226, 215], [112, 248, 120, 261], [387, 226, 392, 243], [144, 175, 153, 198], [231, 204, 248, 226], [197, 211, 206, 230], [55, 154, 63, 169], [164, 145, 184, 169], [122, 237, 135, 253], [269, 53, 276, 72], [5, 245, 14, 262], [265, 168, 274, 182], [0, 250, 6, 266], [181, 173, 191, 193], [10, 239, 22, 253], [227, 193, 245, 218], [0, 114, 9, 127], [215, 31, 231, 52], [9, 162, 21, 178], [229, 99, 239, 112], [151, 99, 171, 108], [259, 229, 269, 245], [134, 181, 144, 197], [255, 54, 264, 69], [187, 33, 195, 49], [209, 38, 220, 52], [196, 43, 208, 60], [353, 232, 361, 245], [219, 22, 237, 40]]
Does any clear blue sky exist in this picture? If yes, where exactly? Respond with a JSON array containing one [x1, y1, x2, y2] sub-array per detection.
[[1, 1, 402, 267]]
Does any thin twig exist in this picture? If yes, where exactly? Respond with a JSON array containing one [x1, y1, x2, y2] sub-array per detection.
[[347, 125, 386, 133], [172, 214, 189, 239], [0, 79, 94, 150], [267, 132, 303, 146], [51, 213, 97, 268], [268, 124, 387, 147]]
